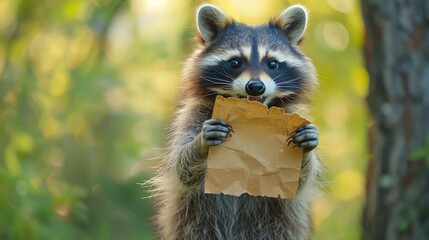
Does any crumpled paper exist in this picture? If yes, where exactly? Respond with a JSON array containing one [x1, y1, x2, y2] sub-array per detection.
[[204, 96, 310, 199]]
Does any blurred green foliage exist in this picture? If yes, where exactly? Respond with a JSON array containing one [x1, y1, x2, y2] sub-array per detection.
[[0, 0, 156, 239], [0, 0, 367, 239]]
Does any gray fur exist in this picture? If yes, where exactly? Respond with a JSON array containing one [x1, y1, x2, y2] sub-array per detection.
[[149, 4, 322, 240]]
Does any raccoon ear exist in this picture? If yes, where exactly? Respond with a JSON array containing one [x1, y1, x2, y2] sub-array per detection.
[[196, 4, 229, 44], [277, 5, 308, 45]]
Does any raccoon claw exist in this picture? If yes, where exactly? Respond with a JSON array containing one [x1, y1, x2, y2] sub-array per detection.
[[201, 119, 232, 148], [286, 137, 294, 146], [229, 127, 235, 133], [288, 124, 319, 152]]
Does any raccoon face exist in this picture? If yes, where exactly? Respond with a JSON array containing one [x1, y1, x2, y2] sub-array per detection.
[[194, 4, 317, 107]]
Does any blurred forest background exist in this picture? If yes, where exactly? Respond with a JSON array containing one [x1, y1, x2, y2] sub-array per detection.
[[0, 0, 367, 239]]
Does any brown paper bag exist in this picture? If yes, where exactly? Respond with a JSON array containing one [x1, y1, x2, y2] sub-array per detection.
[[204, 96, 310, 198]]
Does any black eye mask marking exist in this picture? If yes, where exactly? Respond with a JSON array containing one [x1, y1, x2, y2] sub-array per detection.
[[200, 59, 243, 91], [263, 61, 302, 92]]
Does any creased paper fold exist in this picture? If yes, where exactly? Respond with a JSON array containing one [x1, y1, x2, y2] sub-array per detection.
[[204, 96, 310, 199]]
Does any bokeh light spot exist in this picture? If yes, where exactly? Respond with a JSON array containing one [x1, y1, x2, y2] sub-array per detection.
[[30, 177, 41, 190], [66, 113, 86, 137], [321, 128, 348, 165], [323, 21, 350, 51], [230, 0, 270, 19], [333, 169, 364, 201], [5, 145, 20, 176], [313, 196, 334, 228], [105, 88, 127, 113], [49, 148, 65, 167], [67, 27, 94, 68], [327, 0, 354, 13], [40, 115, 60, 138], [13, 131, 35, 153], [49, 72, 71, 97], [63, 0, 92, 21], [212, 0, 273, 23], [0, 0, 17, 31], [56, 204, 71, 218], [29, 32, 68, 77], [323, 98, 349, 130]]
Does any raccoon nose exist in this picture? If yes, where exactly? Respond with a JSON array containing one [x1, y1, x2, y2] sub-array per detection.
[[245, 80, 266, 96]]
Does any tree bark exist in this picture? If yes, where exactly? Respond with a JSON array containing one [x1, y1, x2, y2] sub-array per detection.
[[362, 0, 429, 239]]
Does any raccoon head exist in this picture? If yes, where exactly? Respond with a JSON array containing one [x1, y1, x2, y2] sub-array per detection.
[[192, 4, 317, 108]]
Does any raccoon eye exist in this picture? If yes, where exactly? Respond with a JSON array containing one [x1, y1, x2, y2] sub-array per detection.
[[229, 58, 242, 69], [268, 59, 279, 70]]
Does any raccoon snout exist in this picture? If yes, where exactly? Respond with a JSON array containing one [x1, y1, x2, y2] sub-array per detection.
[[245, 80, 266, 96]]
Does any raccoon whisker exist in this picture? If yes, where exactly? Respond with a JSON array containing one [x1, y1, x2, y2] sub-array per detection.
[[208, 66, 234, 78], [201, 77, 231, 85], [202, 80, 230, 86], [274, 95, 294, 106], [199, 90, 233, 99], [276, 83, 304, 88], [271, 69, 292, 82], [275, 83, 303, 89], [274, 90, 298, 100], [273, 75, 303, 84], [221, 69, 236, 80], [277, 96, 287, 106], [207, 67, 236, 81], [202, 76, 231, 83], [202, 74, 232, 82], [199, 92, 219, 99], [274, 80, 304, 89], [200, 93, 215, 99], [288, 76, 303, 82], [277, 87, 306, 93]]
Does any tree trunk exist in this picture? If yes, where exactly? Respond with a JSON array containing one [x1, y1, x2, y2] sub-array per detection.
[[362, 0, 429, 239]]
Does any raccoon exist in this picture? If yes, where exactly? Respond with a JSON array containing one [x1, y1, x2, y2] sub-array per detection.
[[150, 4, 321, 240]]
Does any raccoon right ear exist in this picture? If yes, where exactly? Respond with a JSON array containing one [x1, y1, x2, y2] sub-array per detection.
[[196, 4, 229, 44], [277, 5, 308, 45]]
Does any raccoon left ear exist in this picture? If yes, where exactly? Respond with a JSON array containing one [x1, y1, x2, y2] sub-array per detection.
[[277, 5, 308, 45], [196, 4, 229, 44]]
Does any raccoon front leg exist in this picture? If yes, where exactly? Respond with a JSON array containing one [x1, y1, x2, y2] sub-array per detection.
[[176, 119, 231, 187], [288, 124, 320, 194]]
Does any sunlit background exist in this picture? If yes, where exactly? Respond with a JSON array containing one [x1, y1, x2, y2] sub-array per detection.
[[0, 0, 368, 239]]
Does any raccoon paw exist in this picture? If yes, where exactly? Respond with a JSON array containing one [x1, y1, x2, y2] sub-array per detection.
[[287, 124, 319, 153], [200, 119, 232, 148]]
